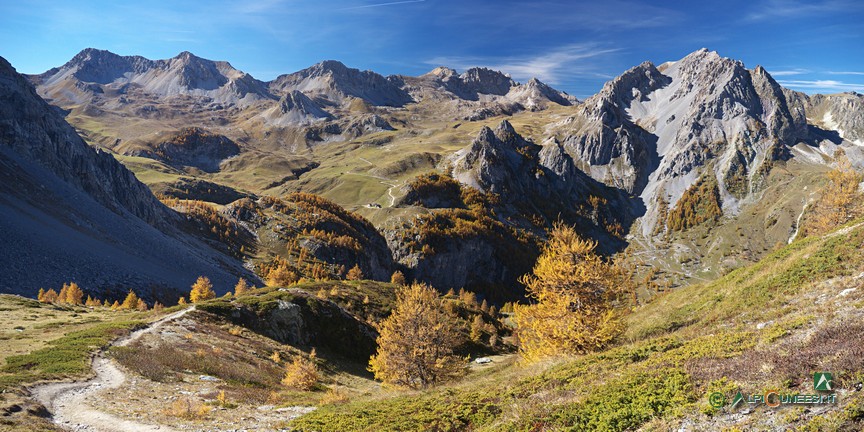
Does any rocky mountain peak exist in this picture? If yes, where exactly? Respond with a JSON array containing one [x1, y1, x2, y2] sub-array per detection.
[[426, 66, 459, 79], [507, 76, 575, 109], [459, 67, 516, 96], [35, 49, 270, 105], [165, 51, 228, 90], [310, 60, 351, 76], [174, 50, 198, 61], [494, 119, 516, 135], [270, 60, 412, 107], [551, 48, 811, 236]]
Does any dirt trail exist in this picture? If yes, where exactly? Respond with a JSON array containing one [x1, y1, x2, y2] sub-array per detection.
[[30, 307, 195, 432]]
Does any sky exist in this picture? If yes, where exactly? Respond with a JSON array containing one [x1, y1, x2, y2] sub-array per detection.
[[1, 0, 862, 99]]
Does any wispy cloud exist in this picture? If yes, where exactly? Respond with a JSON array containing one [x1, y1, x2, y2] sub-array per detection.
[[779, 79, 864, 93], [827, 71, 864, 76], [425, 44, 619, 86], [339, 0, 425, 11], [768, 68, 810, 76], [746, 0, 854, 21]]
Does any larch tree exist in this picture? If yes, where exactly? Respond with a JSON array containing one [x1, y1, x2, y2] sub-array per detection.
[[121, 290, 141, 310], [805, 149, 864, 236], [514, 223, 632, 363], [346, 264, 364, 281], [470, 314, 485, 342], [233, 278, 251, 296], [63, 282, 85, 305], [368, 283, 465, 389], [266, 265, 299, 287], [281, 350, 320, 391], [390, 271, 406, 285], [42, 288, 58, 303], [190, 276, 216, 303]]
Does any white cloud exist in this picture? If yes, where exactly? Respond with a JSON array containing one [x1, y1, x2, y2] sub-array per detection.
[[827, 71, 864, 76], [746, 0, 854, 21], [779, 79, 864, 93], [338, 0, 426, 11], [425, 44, 619, 85], [768, 68, 810, 76]]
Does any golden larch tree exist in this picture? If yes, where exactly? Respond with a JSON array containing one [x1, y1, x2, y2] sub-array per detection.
[[805, 149, 864, 236], [282, 350, 320, 391], [121, 290, 140, 310], [190, 276, 216, 303], [266, 265, 299, 287], [390, 271, 406, 285], [233, 278, 251, 296], [514, 223, 632, 363], [346, 264, 364, 281], [62, 282, 85, 305], [368, 283, 465, 389]]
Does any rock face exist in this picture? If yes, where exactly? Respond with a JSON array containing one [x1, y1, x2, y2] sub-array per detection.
[[269, 60, 412, 107], [385, 121, 637, 300], [264, 90, 332, 125], [34, 48, 272, 106], [2, 56, 170, 226], [451, 120, 634, 226], [785, 90, 864, 145], [223, 195, 396, 282], [550, 49, 809, 235], [0, 56, 253, 298], [506, 77, 576, 110], [223, 294, 378, 360], [129, 127, 240, 172]]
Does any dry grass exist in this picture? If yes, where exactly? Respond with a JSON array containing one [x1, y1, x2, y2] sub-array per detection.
[[163, 398, 211, 420]]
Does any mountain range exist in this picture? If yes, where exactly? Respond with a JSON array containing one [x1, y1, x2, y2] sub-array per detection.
[[2, 47, 863, 299]]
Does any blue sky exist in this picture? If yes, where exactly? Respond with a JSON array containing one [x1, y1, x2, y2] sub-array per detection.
[[1, 0, 862, 98]]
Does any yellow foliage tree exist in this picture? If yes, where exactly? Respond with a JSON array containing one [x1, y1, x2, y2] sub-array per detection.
[[514, 223, 632, 363], [368, 283, 465, 389], [390, 271, 406, 285], [346, 264, 364, 281], [282, 351, 320, 391], [178, 296, 188, 306], [120, 290, 140, 310], [37, 288, 47, 303], [266, 265, 299, 287], [57, 285, 67, 303], [805, 149, 864, 236], [59, 282, 85, 305], [470, 314, 485, 342], [85, 295, 102, 307], [234, 278, 251, 297], [190, 276, 216, 303]]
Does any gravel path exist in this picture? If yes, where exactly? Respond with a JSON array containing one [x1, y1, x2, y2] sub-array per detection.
[[30, 307, 195, 432]]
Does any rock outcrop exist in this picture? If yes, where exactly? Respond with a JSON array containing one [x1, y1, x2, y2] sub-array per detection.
[[129, 127, 240, 172]]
